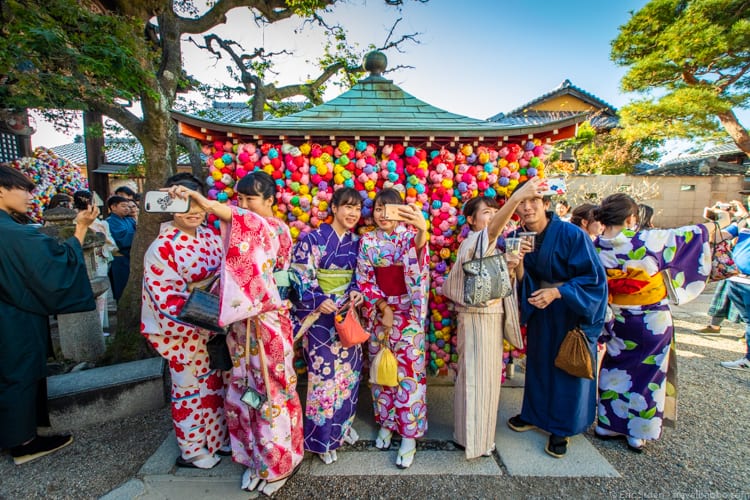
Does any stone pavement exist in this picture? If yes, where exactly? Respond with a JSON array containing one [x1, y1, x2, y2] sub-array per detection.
[[103, 374, 618, 499], [102, 282, 738, 500]]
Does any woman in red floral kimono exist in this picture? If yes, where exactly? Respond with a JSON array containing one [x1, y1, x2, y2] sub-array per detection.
[[167, 171, 302, 497], [141, 175, 228, 469], [356, 188, 429, 469]]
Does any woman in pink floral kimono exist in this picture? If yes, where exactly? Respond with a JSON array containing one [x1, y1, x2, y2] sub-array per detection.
[[167, 171, 302, 497], [141, 174, 228, 470], [356, 188, 429, 469]]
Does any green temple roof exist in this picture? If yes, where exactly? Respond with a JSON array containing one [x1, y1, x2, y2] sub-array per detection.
[[173, 52, 584, 141]]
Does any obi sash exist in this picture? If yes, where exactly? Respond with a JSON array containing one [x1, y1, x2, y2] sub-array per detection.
[[317, 268, 353, 296], [273, 270, 291, 300], [374, 265, 408, 297], [607, 267, 667, 306]]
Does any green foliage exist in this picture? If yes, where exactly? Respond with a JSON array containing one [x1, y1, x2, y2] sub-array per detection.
[[286, 0, 331, 17], [553, 121, 660, 175], [612, 0, 750, 144], [0, 0, 151, 111], [264, 99, 313, 118]]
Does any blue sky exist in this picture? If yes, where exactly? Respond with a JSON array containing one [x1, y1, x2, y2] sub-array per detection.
[[33, 0, 732, 157]]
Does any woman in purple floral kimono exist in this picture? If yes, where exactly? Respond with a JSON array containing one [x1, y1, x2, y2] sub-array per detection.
[[290, 188, 364, 465], [593, 194, 720, 452]]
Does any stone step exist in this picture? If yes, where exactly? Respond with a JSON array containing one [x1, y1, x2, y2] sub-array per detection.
[[47, 357, 166, 431]]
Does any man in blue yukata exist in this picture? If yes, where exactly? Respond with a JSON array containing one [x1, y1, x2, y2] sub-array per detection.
[[106, 195, 136, 301], [506, 188, 608, 458]]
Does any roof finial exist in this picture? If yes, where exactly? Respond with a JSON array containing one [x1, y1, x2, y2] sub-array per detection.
[[364, 51, 388, 76]]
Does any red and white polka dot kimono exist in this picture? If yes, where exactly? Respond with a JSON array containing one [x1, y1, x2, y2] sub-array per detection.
[[141, 223, 228, 462]]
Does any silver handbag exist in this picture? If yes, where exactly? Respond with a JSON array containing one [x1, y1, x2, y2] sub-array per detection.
[[462, 231, 513, 306]]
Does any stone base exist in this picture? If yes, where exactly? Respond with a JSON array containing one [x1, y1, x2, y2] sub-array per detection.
[[57, 309, 106, 362], [47, 357, 167, 431]]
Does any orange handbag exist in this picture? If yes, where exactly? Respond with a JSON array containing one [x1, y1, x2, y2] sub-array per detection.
[[335, 306, 370, 348]]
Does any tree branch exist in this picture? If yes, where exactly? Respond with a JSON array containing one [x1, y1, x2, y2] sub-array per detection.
[[178, 0, 264, 34], [89, 100, 144, 139], [716, 61, 750, 92], [384, 64, 415, 73], [176, 134, 205, 179]]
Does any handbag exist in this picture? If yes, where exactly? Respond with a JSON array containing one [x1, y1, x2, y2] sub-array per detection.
[[660, 269, 681, 306], [502, 290, 524, 350], [206, 334, 232, 371], [335, 304, 369, 348], [554, 326, 593, 379], [177, 274, 227, 334], [710, 221, 739, 281], [462, 230, 512, 306], [369, 328, 399, 387], [241, 319, 273, 416]]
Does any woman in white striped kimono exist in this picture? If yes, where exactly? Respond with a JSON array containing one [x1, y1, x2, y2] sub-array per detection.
[[442, 177, 544, 459]]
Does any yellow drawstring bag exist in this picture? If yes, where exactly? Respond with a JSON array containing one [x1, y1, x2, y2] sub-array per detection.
[[369, 329, 399, 387]]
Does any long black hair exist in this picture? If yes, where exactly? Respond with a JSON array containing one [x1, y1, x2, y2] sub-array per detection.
[[637, 204, 655, 229], [594, 193, 639, 227], [373, 187, 403, 207], [331, 187, 363, 208], [463, 196, 499, 220], [236, 170, 276, 202], [570, 203, 597, 228], [166, 173, 204, 193]]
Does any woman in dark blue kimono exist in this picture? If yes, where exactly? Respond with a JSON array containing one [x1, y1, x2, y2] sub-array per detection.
[[0, 165, 98, 465], [290, 187, 364, 465], [506, 189, 608, 458]]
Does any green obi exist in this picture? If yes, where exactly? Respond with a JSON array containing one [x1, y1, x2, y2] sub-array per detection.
[[273, 270, 291, 300], [273, 270, 291, 288], [317, 268, 353, 296]]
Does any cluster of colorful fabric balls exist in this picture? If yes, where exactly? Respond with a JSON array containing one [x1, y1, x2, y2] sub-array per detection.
[[202, 139, 550, 375], [501, 336, 527, 383], [9, 147, 88, 221]]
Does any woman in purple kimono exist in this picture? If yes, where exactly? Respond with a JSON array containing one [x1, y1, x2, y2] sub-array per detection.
[[593, 193, 718, 452], [290, 187, 364, 465]]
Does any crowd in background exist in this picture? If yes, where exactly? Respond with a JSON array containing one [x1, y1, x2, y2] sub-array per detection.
[[2, 165, 749, 496]]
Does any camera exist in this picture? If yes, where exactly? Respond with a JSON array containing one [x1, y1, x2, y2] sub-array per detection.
[[703, 207, 721, 221], [715, 202, 731, 210]]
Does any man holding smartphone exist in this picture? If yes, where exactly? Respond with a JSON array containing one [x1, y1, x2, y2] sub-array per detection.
[[719, 194, 750, 371], [106, 195, 136, 301]]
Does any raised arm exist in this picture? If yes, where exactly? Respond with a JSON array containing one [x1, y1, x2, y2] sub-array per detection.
[[164, 185, 232, 222], [487, 176, 546, 243]]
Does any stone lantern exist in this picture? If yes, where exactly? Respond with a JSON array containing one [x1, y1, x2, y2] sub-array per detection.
[[40, 207, 109, 363]]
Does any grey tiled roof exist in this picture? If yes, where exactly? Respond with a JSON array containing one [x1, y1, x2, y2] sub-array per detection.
[[51, 139, 192, 167], [489, 110, 618, 129], [658, 143, 745, 167], [190, 102, 257, 123], [172, 75, 584, 137], [638, 161, 748, 176], [488, 79, 619, 129]]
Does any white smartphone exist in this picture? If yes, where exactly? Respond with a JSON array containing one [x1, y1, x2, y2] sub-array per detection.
[[143, 191, 190, 213], [543, 178, 567, 196]]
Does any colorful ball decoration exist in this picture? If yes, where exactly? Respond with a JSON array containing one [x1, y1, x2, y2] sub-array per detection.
[[9, 147, 89, 221], [200, 139, 548, 376]]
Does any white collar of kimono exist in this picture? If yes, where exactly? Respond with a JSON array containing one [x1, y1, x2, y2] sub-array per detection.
[[597, 228, 635, 249], [378, 223, 407, 238]]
